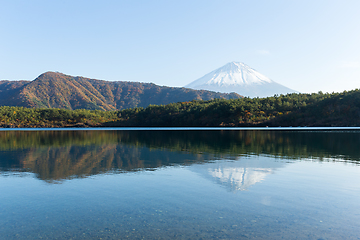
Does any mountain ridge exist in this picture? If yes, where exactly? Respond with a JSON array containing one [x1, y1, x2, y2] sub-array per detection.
[[0, 72, 242, 110]]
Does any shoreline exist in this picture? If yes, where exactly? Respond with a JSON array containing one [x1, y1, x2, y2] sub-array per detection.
[[1, 126, 360, 131]]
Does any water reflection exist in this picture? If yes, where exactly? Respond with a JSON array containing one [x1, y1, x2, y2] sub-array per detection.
[[0, 130, 359, 182], [191, 157, 285, 191], [1, 130, 360, 240]]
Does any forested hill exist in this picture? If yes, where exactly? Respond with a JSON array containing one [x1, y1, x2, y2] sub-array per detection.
[[0, 72, 241, 110], [113, 89, 360, 127], [1, 89, 360, 128]]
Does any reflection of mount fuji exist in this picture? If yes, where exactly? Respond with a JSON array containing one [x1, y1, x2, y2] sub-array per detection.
[[190, 156, 285, 191]]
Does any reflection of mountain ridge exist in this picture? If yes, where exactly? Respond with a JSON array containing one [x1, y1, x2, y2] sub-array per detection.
[[0, 130, 359, 182], [0, 145, 214, 182]]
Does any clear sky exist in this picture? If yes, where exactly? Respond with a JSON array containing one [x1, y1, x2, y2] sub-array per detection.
[[1, 0, 360, 94]]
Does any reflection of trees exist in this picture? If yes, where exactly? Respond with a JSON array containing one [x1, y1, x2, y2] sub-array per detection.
[[0, 130, 120, 150], [0, 130, 359, 181], [1, 130, 359, 160], [119, 130, 360, 161]]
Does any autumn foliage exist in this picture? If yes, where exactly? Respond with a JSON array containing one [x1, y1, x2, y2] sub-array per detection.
[[0, 72, 241, 111]]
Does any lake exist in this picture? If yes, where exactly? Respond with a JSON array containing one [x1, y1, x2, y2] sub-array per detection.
[[0, 129, 360, 239]]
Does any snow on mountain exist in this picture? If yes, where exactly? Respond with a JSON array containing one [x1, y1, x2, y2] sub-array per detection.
[[185, 62, 298, 98]]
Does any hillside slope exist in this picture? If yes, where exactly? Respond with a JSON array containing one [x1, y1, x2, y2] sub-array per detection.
[[0, 80, 29, 106], [0, 72, 241, 110]]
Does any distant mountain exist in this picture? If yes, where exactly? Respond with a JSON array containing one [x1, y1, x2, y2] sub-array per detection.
[[185, 62, 297, 98], [0, 72, 241, 110]]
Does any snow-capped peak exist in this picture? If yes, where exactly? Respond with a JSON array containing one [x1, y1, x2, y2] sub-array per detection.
[[186, 61, 273, 88], [184, 62, 297, 98]]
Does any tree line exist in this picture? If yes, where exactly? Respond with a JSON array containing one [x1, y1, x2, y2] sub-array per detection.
[[0, 89, 360, 128]]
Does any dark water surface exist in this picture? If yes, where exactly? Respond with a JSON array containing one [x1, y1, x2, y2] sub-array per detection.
[[0, 129, 360, 239]]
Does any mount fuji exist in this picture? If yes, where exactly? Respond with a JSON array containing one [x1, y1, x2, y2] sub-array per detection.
[[185, 62, 297, 98]]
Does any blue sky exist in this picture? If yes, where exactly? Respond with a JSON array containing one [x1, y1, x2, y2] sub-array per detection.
[[1, 0, 360, 93]]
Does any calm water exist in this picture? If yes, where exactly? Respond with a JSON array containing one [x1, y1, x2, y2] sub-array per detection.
[[0, 129, 360, 239]]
